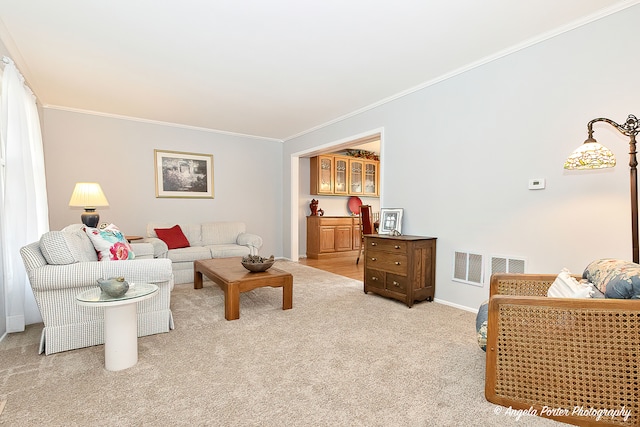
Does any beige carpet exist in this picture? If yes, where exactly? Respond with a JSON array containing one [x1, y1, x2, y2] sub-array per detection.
[[0, 261, 561, 426]]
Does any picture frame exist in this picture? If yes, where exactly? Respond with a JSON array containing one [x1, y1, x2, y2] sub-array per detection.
[[154, 149, 214, 198], [379, 208, 403, 235]]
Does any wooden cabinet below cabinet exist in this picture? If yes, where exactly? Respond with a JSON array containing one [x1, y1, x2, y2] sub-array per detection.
[[307, 216, 360, 259], [364, 234, 436, 307]]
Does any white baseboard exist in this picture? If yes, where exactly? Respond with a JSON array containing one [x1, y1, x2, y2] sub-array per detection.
[[434, 298, 478, 314], [7, 314, 25, 333]]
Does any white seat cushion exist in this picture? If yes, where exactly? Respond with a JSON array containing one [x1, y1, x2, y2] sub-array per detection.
[[206, 244, 251, 258]]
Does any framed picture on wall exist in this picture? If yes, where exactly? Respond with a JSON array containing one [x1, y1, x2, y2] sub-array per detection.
[[154, 149, 214, 198], [379, 208, 403, 235]]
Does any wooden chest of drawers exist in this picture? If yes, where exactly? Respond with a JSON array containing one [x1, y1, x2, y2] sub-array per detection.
[[363, 234, 437, 307]]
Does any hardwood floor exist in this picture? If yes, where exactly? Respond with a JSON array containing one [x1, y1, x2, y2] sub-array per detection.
[[297, 256, 364, 281]]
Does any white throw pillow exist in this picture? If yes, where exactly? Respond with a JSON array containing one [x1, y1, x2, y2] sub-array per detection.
[[40, 229, 98, 265], [547, 268, 594, 298]]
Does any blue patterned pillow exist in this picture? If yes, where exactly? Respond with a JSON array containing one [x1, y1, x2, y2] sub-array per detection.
[[583, 259, 640, 299], [476, 300, 489, 351]]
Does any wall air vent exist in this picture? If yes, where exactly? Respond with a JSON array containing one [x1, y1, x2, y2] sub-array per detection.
[[453, 251, 484, 286], [490, 255, 526, 275]]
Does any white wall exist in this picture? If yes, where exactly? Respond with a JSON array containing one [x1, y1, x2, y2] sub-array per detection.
[[42, 108, 284, 258], [283, 5, 640, 311]]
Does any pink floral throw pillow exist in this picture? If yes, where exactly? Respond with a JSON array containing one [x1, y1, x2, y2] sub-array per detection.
[[85, 224, 135, 261]]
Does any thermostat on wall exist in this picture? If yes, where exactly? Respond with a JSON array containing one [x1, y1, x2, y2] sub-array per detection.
[[528, 178, 546, 190]]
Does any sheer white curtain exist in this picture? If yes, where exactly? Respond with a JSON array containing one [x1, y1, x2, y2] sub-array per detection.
[[0, 57, 49, 332]]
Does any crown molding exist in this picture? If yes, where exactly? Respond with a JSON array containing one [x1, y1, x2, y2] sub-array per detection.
[[43, 104, 284, 143]]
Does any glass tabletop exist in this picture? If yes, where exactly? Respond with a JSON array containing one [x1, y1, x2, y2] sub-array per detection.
[[76, 283, 158, 303]]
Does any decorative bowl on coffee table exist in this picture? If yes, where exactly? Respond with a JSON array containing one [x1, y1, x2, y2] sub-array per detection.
[[241, 255, 275, 272]]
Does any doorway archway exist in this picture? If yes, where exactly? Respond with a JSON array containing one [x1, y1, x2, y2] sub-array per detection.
[[288, 128, 384, 261]]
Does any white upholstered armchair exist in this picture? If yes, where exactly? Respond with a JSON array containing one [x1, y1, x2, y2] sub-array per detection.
[[20, 224, 174, 355]]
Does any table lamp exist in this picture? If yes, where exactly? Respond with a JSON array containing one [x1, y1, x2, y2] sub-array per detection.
[[68, 182, 109, 228]]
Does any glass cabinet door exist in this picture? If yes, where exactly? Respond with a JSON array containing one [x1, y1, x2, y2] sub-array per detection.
[[318, 156, 333, 193], [349, 159, 363, 194], [364, 161, 378, 196], [334, 157, 348, 194], [311, 154, 378, 197]]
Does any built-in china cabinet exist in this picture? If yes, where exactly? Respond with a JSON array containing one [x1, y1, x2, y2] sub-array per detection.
[[306, 216, 361, 259], [310, 154, 379, 197]]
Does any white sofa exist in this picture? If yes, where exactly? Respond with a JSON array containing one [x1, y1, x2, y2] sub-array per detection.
[[144, 222, 263, 284], [20, 224, 174, 355]]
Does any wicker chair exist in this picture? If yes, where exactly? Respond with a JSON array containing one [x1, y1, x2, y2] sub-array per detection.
[[485, 273, 640, 427]]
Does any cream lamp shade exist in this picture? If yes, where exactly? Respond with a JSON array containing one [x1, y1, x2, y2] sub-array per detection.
[[68, 182, 109, 227]]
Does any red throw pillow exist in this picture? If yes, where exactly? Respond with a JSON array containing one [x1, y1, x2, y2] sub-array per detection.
[[154, 225, 190, 250]]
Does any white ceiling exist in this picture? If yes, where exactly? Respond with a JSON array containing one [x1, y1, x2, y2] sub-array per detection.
[[0, 1, 637, 141]]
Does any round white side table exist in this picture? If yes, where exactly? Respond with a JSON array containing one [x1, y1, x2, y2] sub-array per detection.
[[76, 283, 158, 371]]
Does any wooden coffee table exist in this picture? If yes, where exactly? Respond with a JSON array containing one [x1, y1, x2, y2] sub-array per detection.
[[194, 257, 293, 320]]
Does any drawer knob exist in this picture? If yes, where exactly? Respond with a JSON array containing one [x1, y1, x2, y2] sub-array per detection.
[[395, 261, 401, 265], [372, 276, 379, 281], [370, 242, 377, 246], [371, 257, 377, 261], [394, 245, 400, 249], [393, 281, 400, 286]]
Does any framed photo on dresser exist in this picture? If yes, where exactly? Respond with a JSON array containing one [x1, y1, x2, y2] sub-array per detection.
[[379, 208, 403, 235]]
